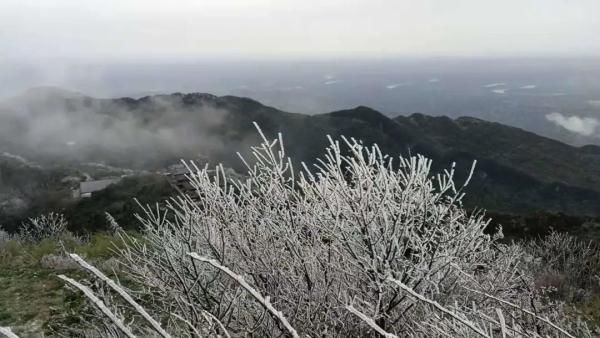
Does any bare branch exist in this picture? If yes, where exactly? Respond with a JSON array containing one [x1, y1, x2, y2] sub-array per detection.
[[464, 286, 575, 338], [188, 253, 299, 338], [58, 275, 136, 338], [346, 305, 399, 338], [0, 327, 20, 338], [68, 253, 172, 338], [201, 310, 232, 338], [388, 278, 490, 338]]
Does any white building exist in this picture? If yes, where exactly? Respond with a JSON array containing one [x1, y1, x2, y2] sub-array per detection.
[[73, 178, 121, 198]]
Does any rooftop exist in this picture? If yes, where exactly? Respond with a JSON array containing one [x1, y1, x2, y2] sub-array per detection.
[[80, 178, 120, 194]]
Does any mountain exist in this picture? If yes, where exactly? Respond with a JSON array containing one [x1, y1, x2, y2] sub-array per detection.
[[394, 114, 600, 191], [2, 88, 600, 221], [392, 114, 600, 215]]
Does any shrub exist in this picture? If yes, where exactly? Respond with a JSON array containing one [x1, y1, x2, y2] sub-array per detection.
[[48, 126, 593, 337], [39, 254, 80, 271], [0, 229, 12, 242], [0, 237, 22, 265], [18, 212, 68, 242], [523, 232, 600, 300]]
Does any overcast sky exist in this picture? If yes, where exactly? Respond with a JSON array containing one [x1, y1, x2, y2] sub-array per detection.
[[1, 0, 599, 61]]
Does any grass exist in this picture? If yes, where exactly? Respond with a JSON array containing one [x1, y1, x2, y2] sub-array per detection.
[[0, 267, 66, 335], [576, 294, 600, 329], [0, 232, 127, 337]]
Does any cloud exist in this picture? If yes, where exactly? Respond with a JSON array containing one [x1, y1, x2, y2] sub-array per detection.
[[0, 88, 231, 168], [545, 112, 600, 136], [483, 83, 505, 88], [386, 83, 409, 89]]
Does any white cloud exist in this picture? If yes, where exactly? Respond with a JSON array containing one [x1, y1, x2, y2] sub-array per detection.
[[545, 112, 600, 136], [483, 83, 505, 88], [386, 83, 408, 89]]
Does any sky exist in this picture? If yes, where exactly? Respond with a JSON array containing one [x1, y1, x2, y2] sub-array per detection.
[[1, 0, 599, 61]]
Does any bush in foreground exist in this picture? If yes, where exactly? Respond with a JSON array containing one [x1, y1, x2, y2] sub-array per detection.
[[4, 125, 594, 337]]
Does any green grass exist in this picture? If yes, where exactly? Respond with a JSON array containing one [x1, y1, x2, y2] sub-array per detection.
[[0, 232, 128, 336], [576, 294, 600, 329], [0, 267, 66, 335]]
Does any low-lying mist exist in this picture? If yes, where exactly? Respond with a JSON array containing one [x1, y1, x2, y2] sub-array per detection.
[[0, 87, 232, 169]]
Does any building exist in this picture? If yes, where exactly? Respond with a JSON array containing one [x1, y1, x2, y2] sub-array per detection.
[[165, 164, 197, 200], [73, 178, 121, 198]]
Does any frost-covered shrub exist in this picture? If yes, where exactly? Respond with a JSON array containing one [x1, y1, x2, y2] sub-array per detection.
[[0, 228, 12, 242], [39, 253, 81, 271], [55, 125, 592, 337], [523, 232, 600, 302], [19, 212, 68, 242]]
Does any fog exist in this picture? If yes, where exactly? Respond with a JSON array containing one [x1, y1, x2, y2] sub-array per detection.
[[0, 88, 230, 169], [3, 57, 600, 153]]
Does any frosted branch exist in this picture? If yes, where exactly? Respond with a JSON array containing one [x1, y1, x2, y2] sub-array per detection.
[[187, 253, 299, 338], [58, 275, 136, 338]]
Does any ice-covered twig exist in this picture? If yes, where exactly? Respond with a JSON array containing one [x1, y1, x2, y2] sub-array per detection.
[[0, 327, 20, 338], [388, 277, 490, 338], [463, 286, 575, 338], [346, 305, 399, 338], [68, 253, 172, 338], [58, 275, 136, 338], [188, 253, 299, 338]]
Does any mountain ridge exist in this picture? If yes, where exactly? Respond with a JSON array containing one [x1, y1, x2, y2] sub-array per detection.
[[2, 88, 600, 218]]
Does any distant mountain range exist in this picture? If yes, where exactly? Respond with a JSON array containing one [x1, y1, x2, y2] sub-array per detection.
[[2, 87, 600, 220]]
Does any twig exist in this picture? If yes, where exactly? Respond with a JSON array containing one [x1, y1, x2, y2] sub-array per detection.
[[201, 310, 232, 338], [346, 305, 399, 338], [0, 327, 20, 338], [170, 312, 203, 338], [68, 253, 172, 338], [387, 278, 490, 338], [58, 275, 136, 338], [496, 308, 507, 338], [463, 286, 575, 338], [187, 252, 300, 338]]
